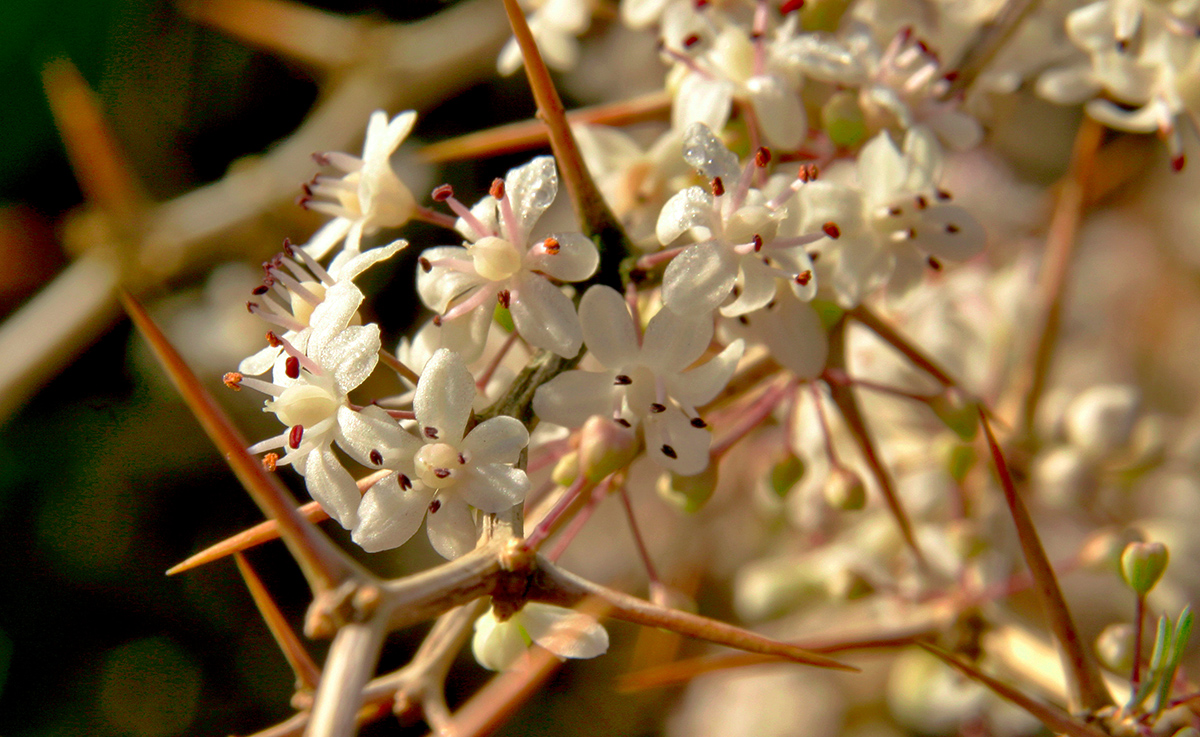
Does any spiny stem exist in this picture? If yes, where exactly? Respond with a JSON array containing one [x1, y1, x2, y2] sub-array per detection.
[[234, 553, 323, 694]]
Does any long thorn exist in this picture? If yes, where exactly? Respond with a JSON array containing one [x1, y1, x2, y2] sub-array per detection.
[[978, 408, 1113, 712], [234, 553, 323, 692]]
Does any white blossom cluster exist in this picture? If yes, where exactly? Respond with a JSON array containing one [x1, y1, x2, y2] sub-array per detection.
[[207, 0, 1198, 690]]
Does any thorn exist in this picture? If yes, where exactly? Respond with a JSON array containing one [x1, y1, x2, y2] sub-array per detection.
[[234, 552, 322, 693]]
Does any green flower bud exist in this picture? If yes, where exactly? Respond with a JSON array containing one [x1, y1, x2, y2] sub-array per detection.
[[578, 415, 639, 483], [824, 466, 866, 511], [769, 453, 805, 498], [657, 462, 718, 513], [822, 91, 867, 148], [1095, 623, 1135, 674], [928, 389, 979, 441], [1121, 541, 1169, 595], [552, 450, 579, 487]]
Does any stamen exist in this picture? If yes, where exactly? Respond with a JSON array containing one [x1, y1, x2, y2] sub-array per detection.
[[615, 418, 632, 428], [433, 468, 451, 479], [288, 425, 304, 450], [795, 270, 813, 286], [822, 222, 841, 239], [285, 356, 301, 380], [369, 449, 383, 466], [497, 290, 511, 309], [928, 256, 942, 270], [223, 372, 244, 390], [265, 331, 323, 375], [429, 499, 442, 513], [458, 453, 467, 465], [489, 178, 506, 200], [442, 194, 492, 240], [711, 177, 725, 197], [914, 195, 928, 210], [248, 304, 306, 333], [650, 403, 666, 413], [441, 284, 499, 323], [286, 239, 334, 285], [399, 474, 413, 490], [262, 453, 279, 472], [252, 285, 269, 296], [661, 444, 678, 459], [753, 234, 764, 252], [432, 184, 453, 201], [690, 417, 707, 428], [754, 147, 772, 168], [615, 374, 633, 385], [424, 426, 439, 439], [419, 257, 433, 273], [780, 0, 803, 12], [944, 223, 960, 234], [684, 34, 701, 48], [542, 236, 560, 255]]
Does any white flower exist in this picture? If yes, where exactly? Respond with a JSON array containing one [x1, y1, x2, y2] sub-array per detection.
[[661, 2, 807, 150], [238, 296, 383, 529], [417, 157, 599, 358], [533, 285, 743, 474], [797, 129, 985, 307], [655, 123, 822, 317], [349, 349, 531, 559], [497, 0, 592, 75], [239, 239, 406, 376], [722, 291, 829, 380], [300, 110, 419, 260], [472, 602, 608, 671]]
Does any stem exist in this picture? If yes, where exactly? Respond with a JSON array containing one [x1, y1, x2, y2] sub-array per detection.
[[377, 348, 421, 386], [1131, 593, 1147, 697], [848, 305, 956, 388], [525, 475, 592, 550], [710, 378, 794, 458], [618, 484, 662, 596]]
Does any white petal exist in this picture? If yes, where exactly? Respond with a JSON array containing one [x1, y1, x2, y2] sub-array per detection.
[[885, 248, 926, 304], [901, 127, 944, 191], [669, 339, 744, 407], [473, 609, 530, 671], [351, 474, 433, 553], [621, 0, 670, 27], [682, 123, 741, 184], [417, 246, 483, 313], [510, 273, 583, 357], [522, 603, 609, 660], [642, 302, 714, 373], [459, 463, 530, 513], [788, 32, 866, 84], [747, 75, 806, 150], [532, 370, 619, 428], [463, 416, 530, 466], [238, 345, 281, 376], [661, 239, 738, 316], [308, 281, 364, 350], [858, 132, 908, 205], [415, 349, 476, 443], [929, 112, 984, 151], [528, 232, 599, 282], [304, 447, 361, 529], [799, 181, 865, 234], [321, 324, 381, 394], [579, 285, 638, 368], [1085, 99, 1161, 133], [427, 496, 478, 559], [331, 239, 407, 281], [497, 36, 524, 76], [335, 405, 421, 472], [303, 218, 353, 260], [656, 186, 713, 245], [719, 256, 779, 317], [1036, 66, 1101, 105], [506, 156, 559, 240], [673, 74, 735, 136], [913, 204, 986, 261], [645, 408, 711, 475], [765, 297, 828, 379]]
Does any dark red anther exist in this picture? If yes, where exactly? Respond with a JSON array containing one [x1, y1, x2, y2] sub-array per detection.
[[311, 152, 331, 166], [753, 234, 764, 252], [424, 426, 439, 439], [399, 474, 412, 490], [928, 256, 942, 270], [419, 256, 433, 273], [944, 223, 960, 234], [693, 0, 709, 7], [780, 0, 803, 13], [614, 374, 633, 385], [661, 444, 678, 459], [615, 418, 632, 428], [755, 147, 772, 167], [429, 499, 441, 513], [936, 188, 952, 201], [285, 356, 301, 379], [432, 314, 443, 327], [433, 468, 451, 479], [1173, 154, 1187, 172], [432, 184, 454, 201], [288, 425, 304, 449], [266, 331, 282, 347], [822, 222, 841, 239], [301, 182, 313, 197], [252, 285, 269, 295], [684, 34, 701, 48], [369, 449, 384, 466], [915, 195, 928, 210], [711, 177, 725, 197], [650, 403, 666, 413], [489, 178, 506, 200], [943, 70, 959, 83], [795, 270, 812, 286], [246, 301, 258, 314], [297, 195, 311, 210], [690, 417, 707, 428], [543, 236, 560, 254], [498, 290, 511, 308], [458, 453, 467, 465]]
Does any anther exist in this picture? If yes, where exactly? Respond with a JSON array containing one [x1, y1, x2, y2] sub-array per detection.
[[285, 356, 301, 379], [458, 453, 467, 465], [780, 0, 804, 12], [301, 182, 313, 197], [498, 290, 511, 308], [809, 251, 820, 262], [753, 234, 764, 252], [266, 331, 282, 347], [755, 147, 772, 167], [419, 256, 433, 273], [369, 449, 384, 466], [429, 499, 441, 513], [661, 444, 678, 459], [904, 228, 916, 239], [944, 223, 960, 234], [738, 315, 750, 325], [915, 195, 928, 209], [1173, 154, 1187, 172], [432, 315, 443, 327], [690, 417, 707, 428], [246, 301, 257, 314], [928, 256, 942, 270], [433, 468, 451, 479], [223, 372, 244, 391], [399, 474, 413, 490], [684, 33, 701, 48], [650, 403, 667, 413], [795, 270, 813, 286], [424, 426, 439, 439], [615, 418, 632, 427], [543, 236, 560, 254], [262, 453, 279, 472], [489, 178, 506, 200], [1116, 38, 1130, 52], [432, 184, 453, 202], [936, 189, 952, 201], [311, 152, 331, 166], [888, 206, 903, 217], [288, 425, 304, 449], [252, 285, 269, 296], [822, 222, 841, 239], [614, 374, 633, 385], [943, 70, 959, 83], [711, 176, 725, 197]]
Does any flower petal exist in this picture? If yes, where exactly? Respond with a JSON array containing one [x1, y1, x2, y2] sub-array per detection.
[[682, 122, 741, 184], [459, 463, 530, 513], [719, 255, 778, 317], [529, 231, 599, 282], [473, 609, 531, 671], [673, 74, 735, 137], [522, 602, 609, 660], [304, 446, 361, 529], [510, 273, 583, 357], [799, 181, 865, 235], [351, 474, 433, 553], [858, 132, 907, 206], [532, 370, 619, 428], [913, 204, 985, 261], [331, 238, 407, 281], [579, 285, 638, 368], [645, 408, 711, 475], [656, 186, 713, 245], [463, 416, 530, 466], [335, 405, 421, 472], [417, 246, 484, 313], [303, 218, 353, 260], [415, 349, 476, 443], [320, 324, 381, 395], [642, 301, 713, 373], [670, 339, 743, 408], [661, 239, 738, 316], [426, 495, 478, 559], [506, 156, 558, 240], [747, 74, 806, 150]]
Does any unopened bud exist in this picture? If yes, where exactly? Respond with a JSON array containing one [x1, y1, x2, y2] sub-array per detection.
[[928, 389, 978, 441], [579, 416, 640, 482], [657, 462, 718, 513], [1121, 541, 1169, 595], [552, 450, 579, 487], [769, 453, 805, 498], [1095, 623, 1135, 674], [824, 466, 866, 511], [821, 90, 867, 148]]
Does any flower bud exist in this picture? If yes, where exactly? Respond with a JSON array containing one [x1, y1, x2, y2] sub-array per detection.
[[578, 416, 640, 482], [824, 466, 866, 511], [657, 462, 718, 513], [769, 452, 805, 498], [1095, 622, 1135, 673], [928, 389, 979, 441], [552, 450, 579, 487], [1065, 384, 1140, 459], [1120, 541, 1169, 595], [821, 91, 867, 148]]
